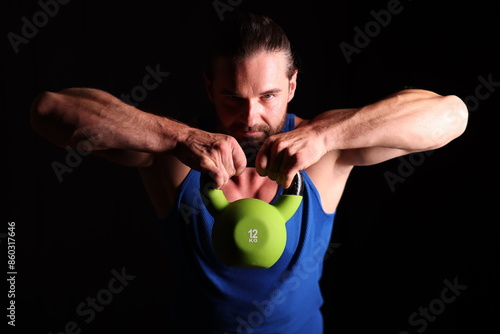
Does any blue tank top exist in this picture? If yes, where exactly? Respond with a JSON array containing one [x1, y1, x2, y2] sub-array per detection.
[[161, 114, 336, 333]]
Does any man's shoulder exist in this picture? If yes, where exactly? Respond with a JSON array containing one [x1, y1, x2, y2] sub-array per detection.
[[293, 114, 309, 129]]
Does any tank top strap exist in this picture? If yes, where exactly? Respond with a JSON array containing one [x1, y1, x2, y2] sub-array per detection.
[[283, 113, 296, 133]]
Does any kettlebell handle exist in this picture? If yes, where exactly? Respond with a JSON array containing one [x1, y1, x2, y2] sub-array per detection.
[[283, 172, 304, 197]]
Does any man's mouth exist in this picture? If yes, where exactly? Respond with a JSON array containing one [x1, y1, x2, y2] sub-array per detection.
[[234, 130, 268, 167], [231, 124, 270, 138], [236, 129, 264, 138]]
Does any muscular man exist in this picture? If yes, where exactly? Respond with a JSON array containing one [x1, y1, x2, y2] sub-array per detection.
[[30, 12, 468, 334]]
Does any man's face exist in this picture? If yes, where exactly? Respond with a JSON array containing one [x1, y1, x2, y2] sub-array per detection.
[[205, 51, 297, 161]]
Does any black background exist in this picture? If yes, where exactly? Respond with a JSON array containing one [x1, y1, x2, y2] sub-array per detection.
[[3, 0, 499, 333]]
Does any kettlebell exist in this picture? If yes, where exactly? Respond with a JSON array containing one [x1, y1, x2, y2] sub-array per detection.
[[201, 171, 304, 269]]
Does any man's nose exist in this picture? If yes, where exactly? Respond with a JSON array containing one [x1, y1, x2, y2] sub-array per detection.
[[239, 99, 261, 127]]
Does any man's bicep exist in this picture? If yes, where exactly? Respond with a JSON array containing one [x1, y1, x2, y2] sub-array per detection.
[[337, 147, 414, 166]]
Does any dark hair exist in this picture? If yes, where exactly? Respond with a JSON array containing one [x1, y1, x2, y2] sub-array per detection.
[[206, 12, 297, 80]]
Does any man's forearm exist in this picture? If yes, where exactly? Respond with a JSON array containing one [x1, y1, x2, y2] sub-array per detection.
[[311, 89, 468, 154], [30, 88, 188, 154]]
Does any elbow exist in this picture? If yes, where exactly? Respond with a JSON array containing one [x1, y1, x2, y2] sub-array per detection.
[[31, 91, 58, 118], [428, 95, 469, 149], [442, 94, 469, 139], [447, 94, 469, 136], [30, 91, 58, 131]]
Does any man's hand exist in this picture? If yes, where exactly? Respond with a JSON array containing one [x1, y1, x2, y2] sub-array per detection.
[[255, 125, 327, 188], [174, 128, 247, 189]]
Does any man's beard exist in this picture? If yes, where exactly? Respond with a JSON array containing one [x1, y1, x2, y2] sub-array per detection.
[[220, 113, 287, 167]]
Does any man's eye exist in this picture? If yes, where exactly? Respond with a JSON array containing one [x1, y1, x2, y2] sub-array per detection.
[[227, 95, 242, 101], [262, 94, 275, 100]]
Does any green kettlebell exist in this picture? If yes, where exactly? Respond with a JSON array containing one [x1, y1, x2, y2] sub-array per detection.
[[201, 171, 304, 269]]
